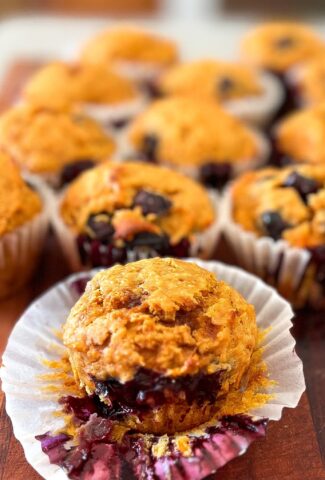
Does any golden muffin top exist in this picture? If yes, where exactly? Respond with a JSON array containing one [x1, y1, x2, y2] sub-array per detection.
[[0, 106, 116, 174], [275, 103, 325, 165], [23, 62, 137, 111], [157, 60, 263, 102], [0, 151, 42, 235], [81, 26, 178, 67], [63, 258, 257, 384], [295, 55, 325, 105], [232, 164, 325, 248], [241, 22, 325, 72], [60, 161, 215, 244], [128, 97, 259, 167]]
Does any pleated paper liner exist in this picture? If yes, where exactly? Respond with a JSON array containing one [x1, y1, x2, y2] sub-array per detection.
[[222, 186, 324, 309], [1, 259, 305, 479]]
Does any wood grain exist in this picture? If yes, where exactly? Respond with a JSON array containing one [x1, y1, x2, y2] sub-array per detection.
[[0, 62, 324, 480]]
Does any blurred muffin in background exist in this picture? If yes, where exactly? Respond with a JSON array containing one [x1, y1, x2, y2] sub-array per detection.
[[0, 152, 48, 299], [271, 103, 325, 167], [241, 22, 325, 75], [52, 161, 219, 271], [127, 97, 269, 189], [288, 54, 325, 107], [156, 59, 283, 126], [0, 105, 116, 188], [81, 26, 178, 88], [23, 62, 144, 129]]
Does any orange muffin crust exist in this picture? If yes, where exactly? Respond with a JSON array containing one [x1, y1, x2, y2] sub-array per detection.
[[60, 161, 215, 244], [63, 258, 257, 386], [0, 106, 116, 174], [24, 62, 137, 111], [128, 97, 259, 167], [275, 103, 325, 165], [241, 22, 325, 72], [295, 55, 325, 105], [81, 27, 178, 67], [232, 164, 325, 248], [0, 151, 41, 235], [158, 60, 263, 102]]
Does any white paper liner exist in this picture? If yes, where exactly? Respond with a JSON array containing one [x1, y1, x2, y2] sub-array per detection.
[[0, 175, 50, 299], [113, 60, 168, 83], [82, 95, 147, 127], [225, 72, 285, 127], [49, 189, 221, 271], [222, 185, 312, 302], [0, 259, 305, 480]]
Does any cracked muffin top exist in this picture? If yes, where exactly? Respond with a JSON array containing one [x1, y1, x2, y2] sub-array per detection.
[[275, 104, 325, 165], [60, 161, 215, 244], [294, 55, 325, 105], [81, 26, 178, 67], [0, 151, 42, 235], [157, 60, 264, 102], [0, 106, 116, 174], [232, 164, 325, 248], [23, 62, 137, 111], [63, 258, 257, 385], [241, 22, 325, 73], [128, 97, 259, 167]]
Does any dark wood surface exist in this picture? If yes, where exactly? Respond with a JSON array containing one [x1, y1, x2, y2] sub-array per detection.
[[0, 62, 324, 480]]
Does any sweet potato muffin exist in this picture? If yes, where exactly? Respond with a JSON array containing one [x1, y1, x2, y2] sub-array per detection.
[[0, 106, 116, 186], [58, 161, 216, 269], [274, 103, 325, 165], [81, 26, 178, 81], [63, 257, 257, 434], [241, 22, 325, 73], [128, 97, 268, 188]]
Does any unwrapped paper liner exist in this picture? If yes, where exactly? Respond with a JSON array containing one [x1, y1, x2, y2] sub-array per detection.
[[49, 189, 221, 272], [0, 175, 49, 299], [1, 259, 305, 479], [222, 186, 313, 307]]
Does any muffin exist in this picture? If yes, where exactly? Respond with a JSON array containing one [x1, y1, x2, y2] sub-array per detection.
[[127, 97, 269, 188], [53, 161, 218, 271], [81, 26, 178, 86], [224, 164, 325, 308], [63, 257, 258, 434], [0, 105, 116, 187], [156, 59, 283, 126], [272, 104, 325, 166], [23, 62, 143, 128], [0, 152, 48, 299], [241, 22, 325, 75], [288, 54, 325, 106]]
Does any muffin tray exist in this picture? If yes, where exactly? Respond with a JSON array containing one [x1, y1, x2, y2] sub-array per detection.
[[0, 16, 324, 480]]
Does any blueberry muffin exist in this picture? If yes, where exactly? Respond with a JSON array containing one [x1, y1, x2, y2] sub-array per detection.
[[0, 152, 47, 298], [231, 164, 325, 307], [56, 161, 216, 270], [0, 106, 116, 187], [128, 97, 268, 188], [273, 104, 325, 166], [241, 22, 325, 74], [63, 257, 257, 434], [23, 62, 142, 127], [81, 26, 178, 85], [289, 55, 325, 106], [156, 59, 283, 125]]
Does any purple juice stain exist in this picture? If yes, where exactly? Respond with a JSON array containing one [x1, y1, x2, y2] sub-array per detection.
[[60, 159, 96, 186], [199, 162, 232, 190]]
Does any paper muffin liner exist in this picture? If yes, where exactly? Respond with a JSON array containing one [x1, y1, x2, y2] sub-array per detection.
[[0, 259, 305, 479], [49, 189, 221, 272], [114, 60, 168, 83], [0, 175, 49, 300], [225, 72, 285, 127], [222, 185, 319, 308]]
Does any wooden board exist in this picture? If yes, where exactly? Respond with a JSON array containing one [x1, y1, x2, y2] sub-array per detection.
[[0, 62, 325, 480]]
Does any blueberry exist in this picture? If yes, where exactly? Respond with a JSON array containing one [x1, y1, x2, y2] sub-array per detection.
[[169, 238, 191, 258], [133, 190, 172, 216], [126, 232, 170, 261], [217, 77, 234, 95], [109, 118, 130, 130], [86, 213, 115, 242], [199, 162, 232, 189], [275, 37, 295, 49], [282, 171, 320, 202], [141, 134, 159, 162], [260, 211, 291, 240], [60, 159, 95, 186]]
